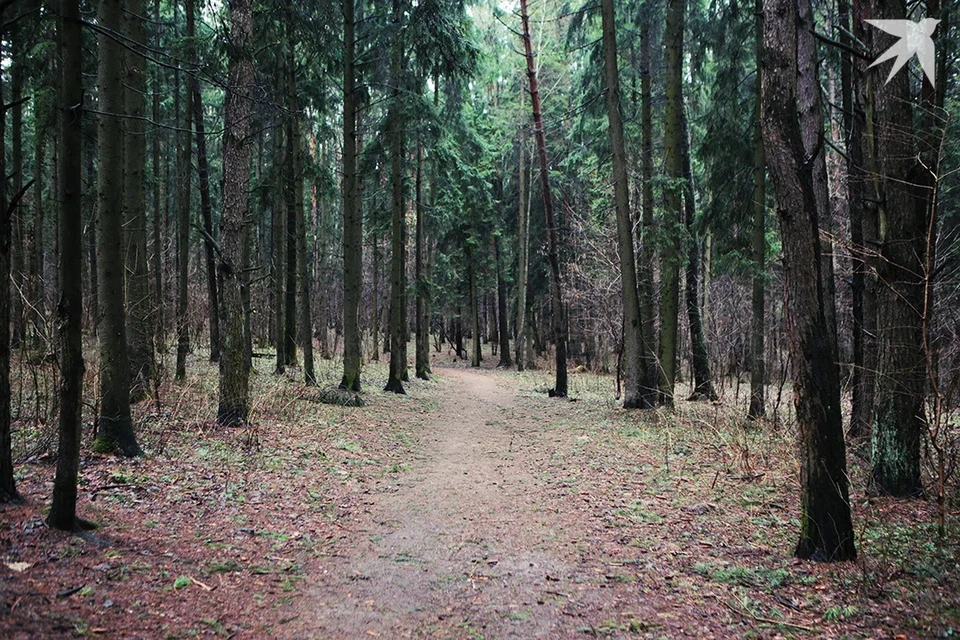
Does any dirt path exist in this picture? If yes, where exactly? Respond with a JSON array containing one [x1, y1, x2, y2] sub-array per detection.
[[288, 367, 619, 639]]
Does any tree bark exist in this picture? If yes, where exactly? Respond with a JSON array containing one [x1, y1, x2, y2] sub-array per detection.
[[287, 0, 314, 385], [151, 0, 164, 350], [48, 0, 85, 527], [10, 23, 25, 350], [762, 0, 855, 561], [681, 110, 717, 402], [124, 0, 154, 401], [415, 139, 431, 379], [637, 7, 658, 402], [601, 0, 647, 408], [0, 32, 19, 503], [519, 0, 567, 397], [495, 231, 511, 368], [339, 0, 362, 391], [273, 124, 287, 374], [748, 0, 766, 420], [193, 71, 220, 362], [175, 0, 195, 381], [515, 130, 529, 371], [869, 0, 929, 497], [217, 0, 255, 427], [94, 0, 141, 457], [385, 0, 407, 394], [659, 0, 684, 406]]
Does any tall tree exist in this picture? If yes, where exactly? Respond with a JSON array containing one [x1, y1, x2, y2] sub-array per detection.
[[48, 0, 86, 529], [287, 0, 314, 385], [339, 0, 362, 392], [93, 0, 141, 457], [495, 231, 511, 368], [193, 60, 220, 362], [514, 129, 529, 371], [869, 0, 930, 497], [175, 0, 195, 381], [601, 0, 647, 408], [0, 22, 20, 504], [747, 0, 766, 420], [519, 0, 567, 397], [637, 4, 658, 403], [762, 0, 855, 560], [847, 0, 877, 437], [217, 0, 255, 427], [415, 139, 431, 379], [385, 0, 408, 394], [124, 0, 155, 400], [681, 111, 717, 401], [659, 0, 684, 405]]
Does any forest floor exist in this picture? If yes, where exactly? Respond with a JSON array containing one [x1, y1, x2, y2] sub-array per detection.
[[1, 347, 959, 639]]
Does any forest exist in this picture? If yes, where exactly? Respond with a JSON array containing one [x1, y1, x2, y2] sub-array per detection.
[[1, 0, 959, 636]]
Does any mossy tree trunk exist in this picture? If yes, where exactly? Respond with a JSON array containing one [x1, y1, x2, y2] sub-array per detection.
[[748, 0, 766, 421]]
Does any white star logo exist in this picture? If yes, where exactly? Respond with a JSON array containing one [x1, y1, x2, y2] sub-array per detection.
[[866, 18, 940, 86]]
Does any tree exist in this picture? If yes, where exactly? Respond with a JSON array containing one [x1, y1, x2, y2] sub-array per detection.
[[385, 0, 408, 394], [93, 0, 142, 457], [193, 54, 221, 363], [0, 14, 22, 504], [339, 0, 363, 392], [761, 0, 855, 561], [217, 0, 255, 427], [48, 0, 86, 529], [747, 0, 766, 420], [175, 0, 195, 381], [869, 0, 931, 497], [519, 0, 567, 398], [658, 0, 686, 406], [601, 0, 648, 409], [415, 139, 432, 379], [124, 0, 155, 400]]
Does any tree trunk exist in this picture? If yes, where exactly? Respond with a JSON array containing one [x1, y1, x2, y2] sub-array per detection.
[[193, 72, 220, 362], [681, 109, 717, 402], [748, 0, 766, 420], [31, 120, 46, 343], [637, 7, 658, 402], [372, 234, 380, 361], [798, 0, 838, 354], [519, 0, 566, 397], [0, 35, 19, 503], [93, 0, 141, 457], [284, 123, 298, 367], [175, 0, 194, 380], [287, 0, 313, 384], [217, 0, 254, 427], [761, 0, 855, 560], [515, 130, 529, 371], [124, 0, 154, 401], [659, 0, 684, 406], [601, 0, 646, 408], [415, 138, 431, 379], [385, 0, 407, 394], [339, 0, 362, 391], [848, 0, 877, 438], [869, 0, 929, 497], [10, 24, 25, 350], [495, 232, 511, 367], [273, 125, 287, 374], [48, 0, 85, 526], [469, 246, 481, 368], [151, 0, 164, 349]]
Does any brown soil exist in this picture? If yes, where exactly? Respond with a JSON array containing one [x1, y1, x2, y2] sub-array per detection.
[[2, 357, 958, 639]]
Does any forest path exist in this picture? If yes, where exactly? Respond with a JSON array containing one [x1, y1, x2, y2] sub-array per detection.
[[287, 366, 630, 639]]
